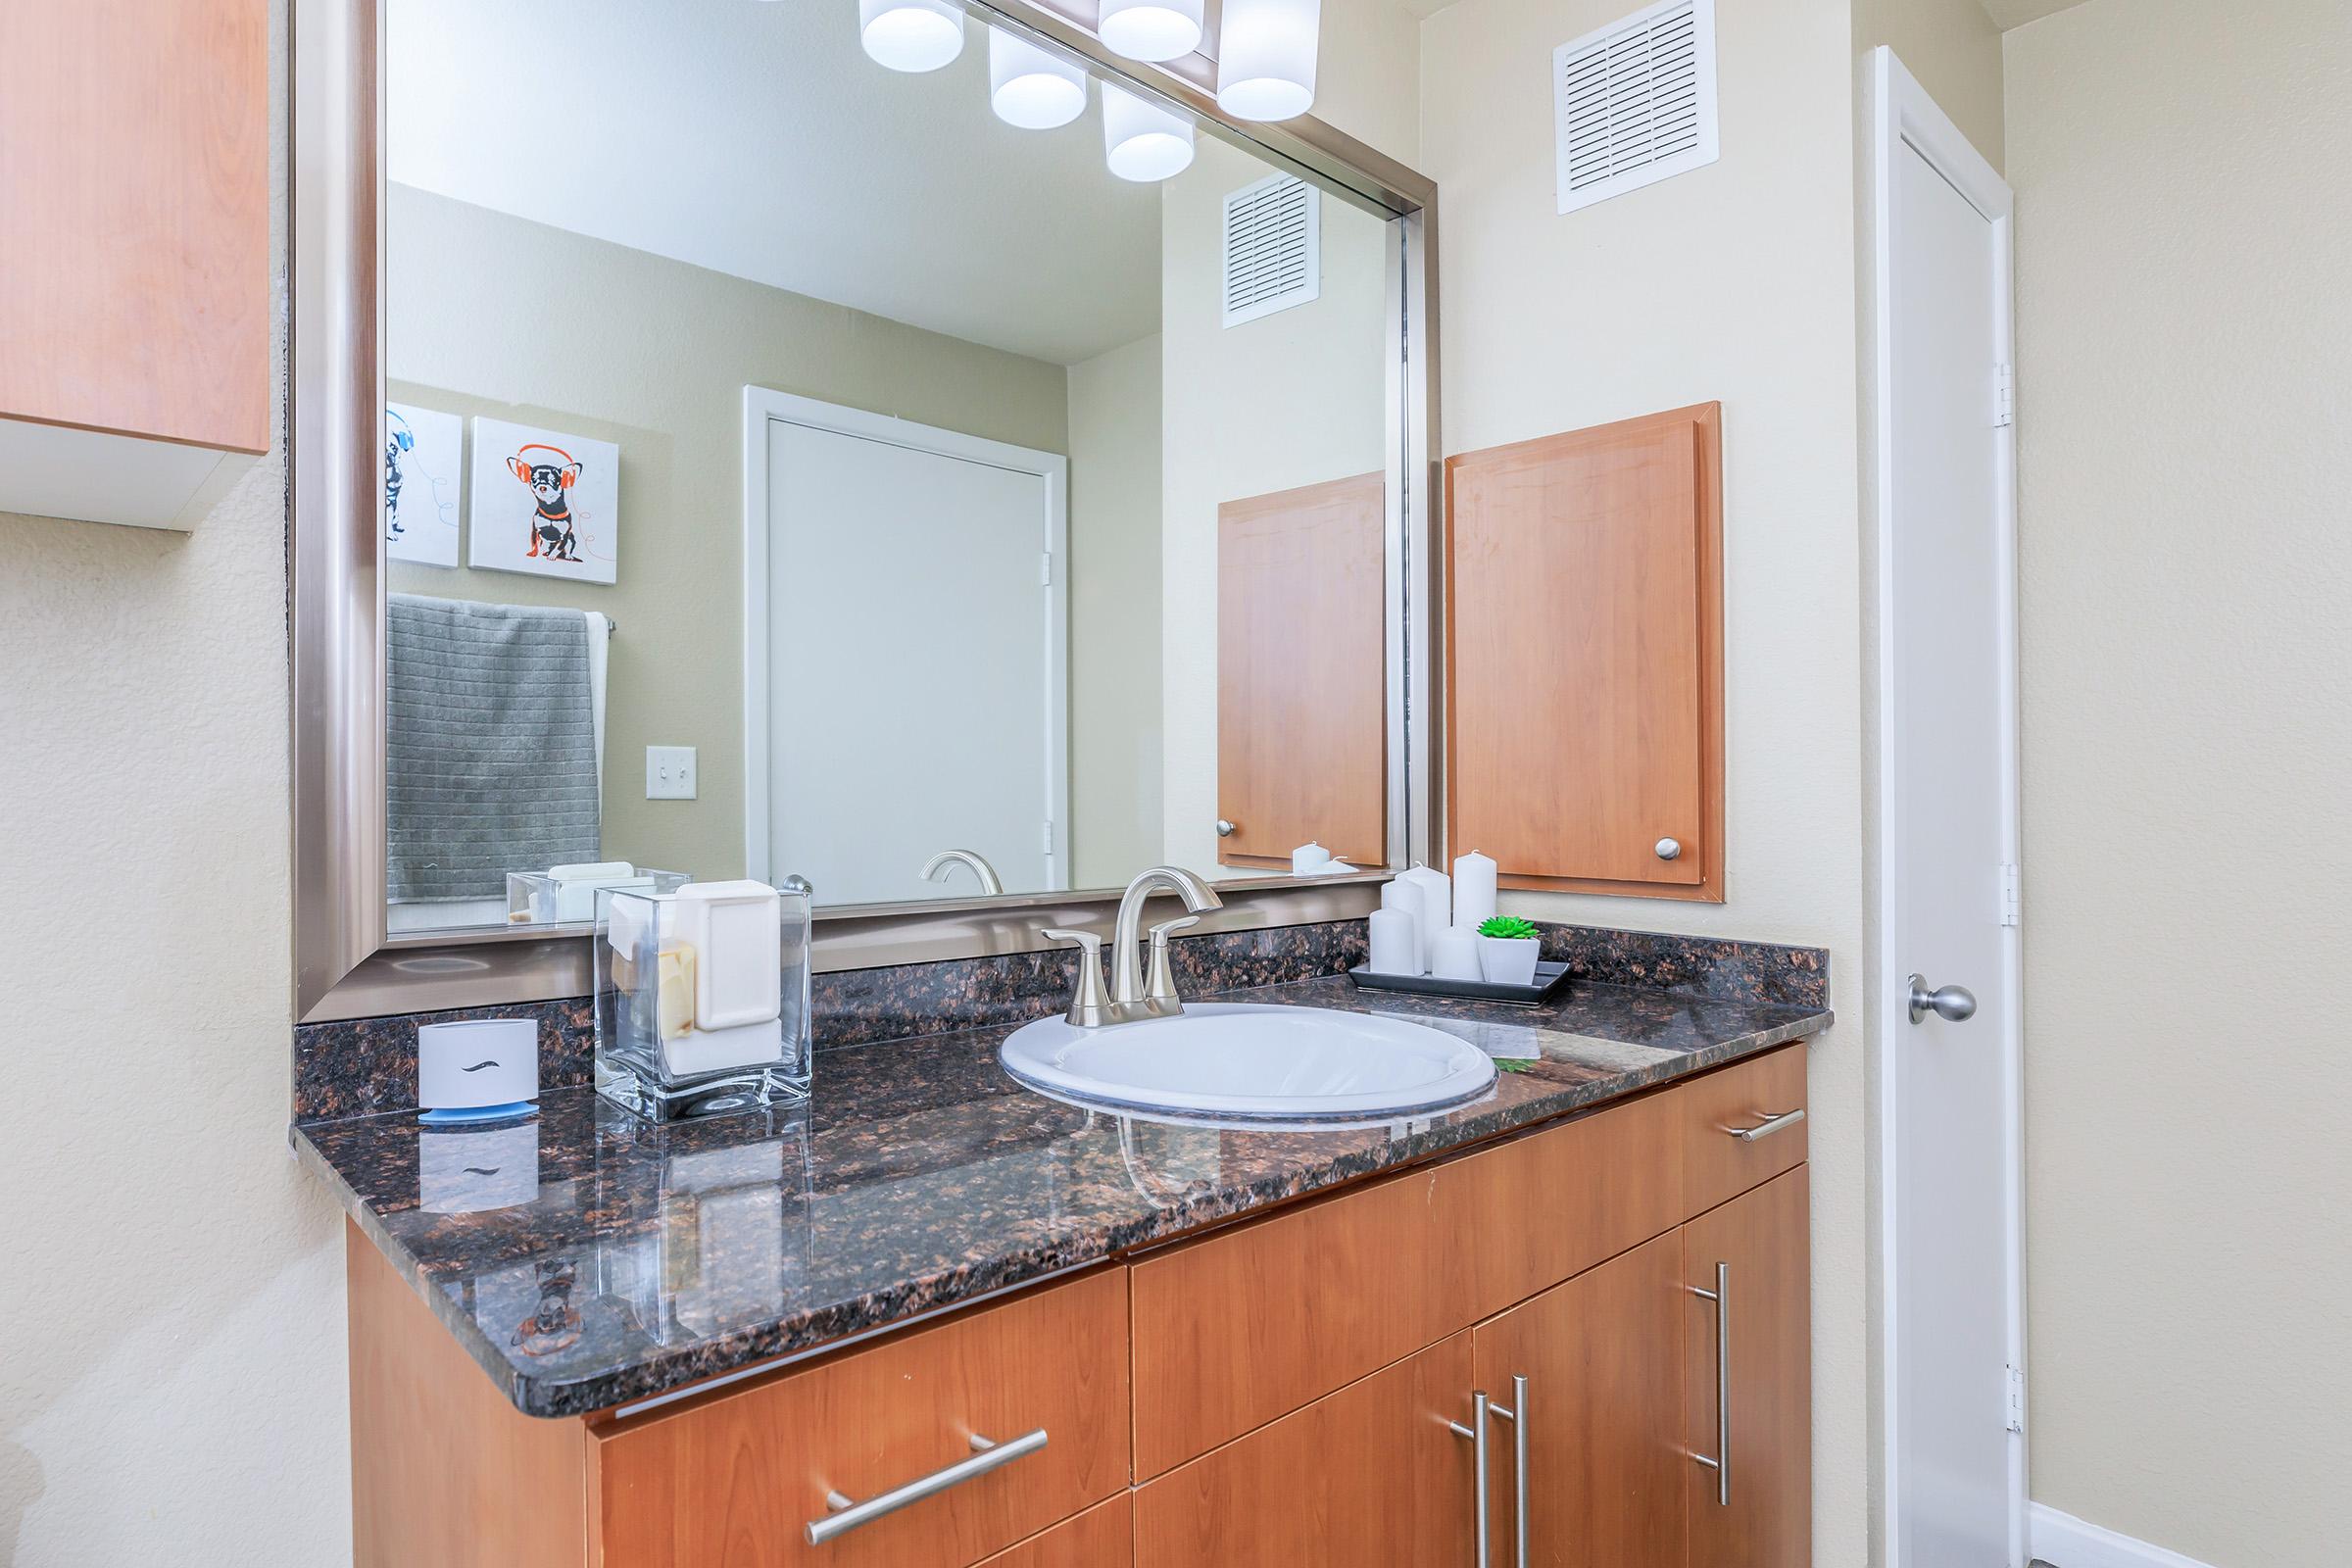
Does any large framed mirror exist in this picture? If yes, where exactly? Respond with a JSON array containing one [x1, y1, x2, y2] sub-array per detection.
[[293, 0, 1437, 1021]]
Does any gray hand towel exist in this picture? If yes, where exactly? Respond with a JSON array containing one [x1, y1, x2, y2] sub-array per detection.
[[387, 594, 600, 903]]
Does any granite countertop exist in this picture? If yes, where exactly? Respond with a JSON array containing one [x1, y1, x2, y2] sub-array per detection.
[[295, 973, 1830, 1418]]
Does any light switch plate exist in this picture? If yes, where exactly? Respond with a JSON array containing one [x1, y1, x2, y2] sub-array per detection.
[[646, 745, 697, 800]]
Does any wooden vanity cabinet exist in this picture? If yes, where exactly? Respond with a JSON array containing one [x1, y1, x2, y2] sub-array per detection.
[[347, 1049, 1812, 1568]]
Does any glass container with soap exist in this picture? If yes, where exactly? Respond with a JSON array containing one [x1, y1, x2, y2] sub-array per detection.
[[594, 877, 814, 1120]]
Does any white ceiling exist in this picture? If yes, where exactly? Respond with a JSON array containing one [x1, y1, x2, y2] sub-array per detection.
[[387, 0, 1165, 366]]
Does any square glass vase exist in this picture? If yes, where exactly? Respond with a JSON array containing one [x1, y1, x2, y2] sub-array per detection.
[[593, 881, 813, 1122]]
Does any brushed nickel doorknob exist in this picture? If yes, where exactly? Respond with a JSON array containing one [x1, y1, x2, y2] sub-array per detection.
[[1655, 837, 1682, 861], [1907, 975, 1978, 1024]]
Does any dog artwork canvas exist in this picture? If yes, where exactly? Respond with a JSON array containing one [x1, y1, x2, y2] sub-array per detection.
[[466, 416, 620, 584], [384, 402, 463, 567]]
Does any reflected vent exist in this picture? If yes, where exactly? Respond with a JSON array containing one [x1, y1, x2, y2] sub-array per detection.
[[1222, 173, 1321, 327], [1554, 0, 1720, 215]]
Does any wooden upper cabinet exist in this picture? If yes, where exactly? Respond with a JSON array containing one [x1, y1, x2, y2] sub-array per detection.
[[1446, 405, 1725, 900], [0, 0, 270, 527], [1216, 473, 1388, 868]]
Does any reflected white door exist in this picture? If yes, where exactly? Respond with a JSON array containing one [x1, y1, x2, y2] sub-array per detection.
[[1873, 51, 2027, 1568], [746, 392, 1067, 906]]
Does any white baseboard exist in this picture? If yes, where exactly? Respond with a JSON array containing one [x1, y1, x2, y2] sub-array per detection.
[[2030, 1503, 2219, 1568]]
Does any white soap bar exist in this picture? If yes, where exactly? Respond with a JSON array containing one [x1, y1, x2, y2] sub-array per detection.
[[675, 880, 782, 1030], [1379, 878, 1428, 974], [1452, 851, 1498, 931], [1432, 925, 1483, 982], [1367, 907, 1419, 975], [416, 1018, 538, 1110]]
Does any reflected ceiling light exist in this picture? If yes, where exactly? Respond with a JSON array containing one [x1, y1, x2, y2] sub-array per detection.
[[988, 27, 1088, 129], [1098, 0, 1204, 63], [1215, 0, 1320, 121], [1102, 83, 1195, 181], [858, 0, 964, 73]]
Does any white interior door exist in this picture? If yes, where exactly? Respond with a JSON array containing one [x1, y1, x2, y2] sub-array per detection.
[[1873, 50, 2027, 1568], [745, 392, 1067, 906]]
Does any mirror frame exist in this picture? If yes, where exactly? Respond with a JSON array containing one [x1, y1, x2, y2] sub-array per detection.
[[290, 0, 1441, 1022]]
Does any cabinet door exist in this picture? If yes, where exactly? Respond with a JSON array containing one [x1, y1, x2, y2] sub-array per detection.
[[1471, 1231, 1689, 1568], [975, 1494, 1131, 1567], [1215, 472, 1388, 868], [1446, 404, 1723, 900], [1134, 1332, 1476, 1568], [1685, 1166, 1811, 1568]]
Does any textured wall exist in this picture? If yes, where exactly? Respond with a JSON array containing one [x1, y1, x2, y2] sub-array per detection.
[[1420, 0, 1871, 1561], [2006, 3, 2352, 1562], [0, 6, 354, 1560]]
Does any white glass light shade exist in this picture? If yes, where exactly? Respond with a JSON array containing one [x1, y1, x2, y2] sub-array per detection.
[[1102, 84, 1196, 182], [1097, 0, 1204, 64], [858, 0, 965, 73], [1215, 0, 1320, 121], [988, 28, 1087, 128]]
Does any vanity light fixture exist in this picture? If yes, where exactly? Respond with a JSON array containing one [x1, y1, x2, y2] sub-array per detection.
[[1102, 83, 1196, 181], [988, 27, 1088, 129], [1215, 0, 1321, 121], [1096, 0, 1204, 64], [858, 0, 965, 73]]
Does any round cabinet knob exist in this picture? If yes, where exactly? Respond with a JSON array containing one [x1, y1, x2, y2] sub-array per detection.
[[1654, 837, 1682, 861], [1215, 818, 1237, 838]]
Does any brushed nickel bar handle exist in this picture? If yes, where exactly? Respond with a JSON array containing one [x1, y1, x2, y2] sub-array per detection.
[[806, 1428, 1048, 1545], [1448, 1391, 1493, 1568], [1489, 1374, 1530, 1567], [1690, 1262, 1731, 1505], [1729, 1108, 1806, 1143]]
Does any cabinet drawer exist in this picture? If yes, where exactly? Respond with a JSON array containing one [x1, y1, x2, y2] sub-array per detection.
[[977, 1494, 1131, 1567], [595, 1269, 1130, 1568], [1681, 1047, 1808, 1217], [1134, 1333, 1477, 1568], [1130, 1091, 1684, 1478]]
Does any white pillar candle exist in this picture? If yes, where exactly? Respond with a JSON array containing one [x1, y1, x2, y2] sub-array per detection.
[[1431, 925, 1482, 982], [1398, 864, 1452, 965], [1367, 907, 1419, 975], [1292, 842, 1333, 875], [1451, 850, 1498, 931], [1379, 877, 1428, 974]]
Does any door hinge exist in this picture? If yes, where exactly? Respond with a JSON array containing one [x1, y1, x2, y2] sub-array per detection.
[[2005, 1363, 2025, 1435], [1040, 551, 1054, 587], [1999, 862, 2023, 927], [1993, 362, 2015, 428]]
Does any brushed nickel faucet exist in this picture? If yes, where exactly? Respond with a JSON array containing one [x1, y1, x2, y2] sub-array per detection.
[[1043, 865, 1224, 1028], [920, 849, 1004, 896]]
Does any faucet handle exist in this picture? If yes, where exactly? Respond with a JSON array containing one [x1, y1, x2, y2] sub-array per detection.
[[1041, 928, 1113, 1029], [1144, 915, 1202, 1010]]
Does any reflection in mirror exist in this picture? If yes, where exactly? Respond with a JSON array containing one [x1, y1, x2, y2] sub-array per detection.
[[382, 0, 1397, 931]]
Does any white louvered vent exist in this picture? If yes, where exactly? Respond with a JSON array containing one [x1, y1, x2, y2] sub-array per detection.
[[1554, 0, 1720, 216], [1222, 173, 1321, 327]]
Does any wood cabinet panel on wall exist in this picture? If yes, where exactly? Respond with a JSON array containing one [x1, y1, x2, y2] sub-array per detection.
[[1446, 405, 1725, 900], [1216, 472, 1388, 868], [0, 0, 270, 527]]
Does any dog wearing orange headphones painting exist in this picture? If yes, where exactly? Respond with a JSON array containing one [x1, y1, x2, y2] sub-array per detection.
[[507, 442, 585, 563]]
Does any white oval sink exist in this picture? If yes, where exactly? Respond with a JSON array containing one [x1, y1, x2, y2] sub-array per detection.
[[999, 1004, 1498, 1122]]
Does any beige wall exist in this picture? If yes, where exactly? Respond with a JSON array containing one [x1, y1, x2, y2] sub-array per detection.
[[1157, 137, 1398, 874], [1067, 332, 1166, 889], [1421, 2, 1871, 1563], [2006, 3, 2352, 1562], [0, 5, 352, 1561], [1854, 0, 2004, 171], [387, 184, 1071, 887]]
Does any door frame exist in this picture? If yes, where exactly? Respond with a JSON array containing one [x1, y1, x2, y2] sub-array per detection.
[[741, 386, 1071, 892], [1868, 46, 2028, 1568]]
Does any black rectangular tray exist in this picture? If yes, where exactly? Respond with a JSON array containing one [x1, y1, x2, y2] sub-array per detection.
[[1346, 959, 1573, 1008]]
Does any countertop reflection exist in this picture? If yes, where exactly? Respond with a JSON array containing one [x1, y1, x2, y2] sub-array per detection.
[[294, 973, 1831, 1417]]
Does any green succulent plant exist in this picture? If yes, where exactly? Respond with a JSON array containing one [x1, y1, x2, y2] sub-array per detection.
[[1477, 915, 1539, 942]]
